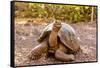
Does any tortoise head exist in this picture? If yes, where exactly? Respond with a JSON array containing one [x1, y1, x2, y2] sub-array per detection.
[[53, 20, 62, 32]]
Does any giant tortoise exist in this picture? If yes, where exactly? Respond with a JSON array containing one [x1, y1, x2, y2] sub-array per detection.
[[27, 20, 81, 61]]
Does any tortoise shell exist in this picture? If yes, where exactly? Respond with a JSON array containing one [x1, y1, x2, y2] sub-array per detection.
[[38, 22, 80, 52]]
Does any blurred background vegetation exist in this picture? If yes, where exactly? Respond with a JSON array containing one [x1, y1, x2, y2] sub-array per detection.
[[14, 2, 97, 23]]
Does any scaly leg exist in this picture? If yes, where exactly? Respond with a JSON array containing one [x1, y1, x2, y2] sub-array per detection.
[[27, 39, 48, 60], [55, 43, 75, 61]]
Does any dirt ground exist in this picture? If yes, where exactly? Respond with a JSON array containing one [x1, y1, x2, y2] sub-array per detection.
[[15, 20, 97, 66]]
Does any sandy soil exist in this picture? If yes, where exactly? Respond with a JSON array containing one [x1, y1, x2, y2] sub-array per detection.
[[14, 20, 97, 66]]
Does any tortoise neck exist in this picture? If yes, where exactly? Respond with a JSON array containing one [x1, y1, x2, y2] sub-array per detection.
[[51, 29, 59, 34]]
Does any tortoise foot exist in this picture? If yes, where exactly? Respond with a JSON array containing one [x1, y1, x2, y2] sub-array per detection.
[[68, 54, 75, 61], [55, 50, 75, 61]]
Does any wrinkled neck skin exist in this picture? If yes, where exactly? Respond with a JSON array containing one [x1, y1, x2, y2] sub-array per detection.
[[49, 26, 60, 51], [50, 26, 59, 40], [50, 30, 58, 37], [52, 26, 61, 33]]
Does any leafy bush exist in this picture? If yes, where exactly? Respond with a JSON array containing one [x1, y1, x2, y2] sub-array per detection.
[[15, 2, 97, 23]]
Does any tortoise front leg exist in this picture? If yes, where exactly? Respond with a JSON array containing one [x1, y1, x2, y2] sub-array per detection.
[[55, 43, 75, 61], [27, 40, 48, 60]]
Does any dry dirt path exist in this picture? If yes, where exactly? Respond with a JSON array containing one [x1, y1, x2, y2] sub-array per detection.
[[15, 21, 97, 66]]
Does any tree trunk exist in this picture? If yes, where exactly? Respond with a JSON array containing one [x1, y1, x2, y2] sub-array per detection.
[[91, 7, 94, 23]]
